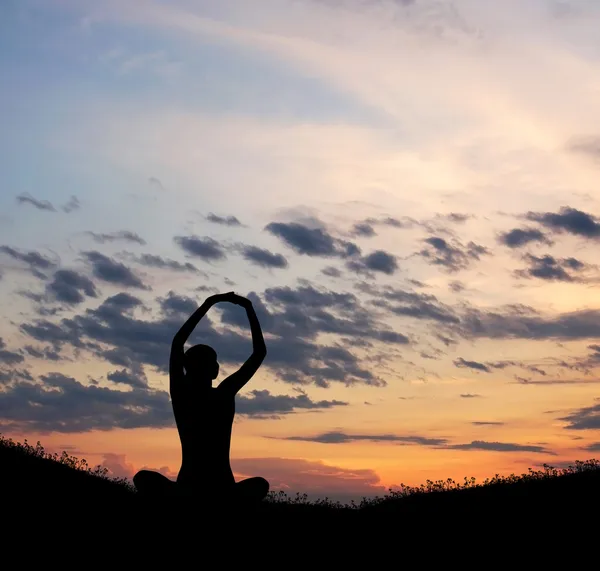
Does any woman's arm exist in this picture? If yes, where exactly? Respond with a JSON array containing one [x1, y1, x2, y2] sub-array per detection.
[[169, 292, 233, 394], [219, 296, 267, 396]]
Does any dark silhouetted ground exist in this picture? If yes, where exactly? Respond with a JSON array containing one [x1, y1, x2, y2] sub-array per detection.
[[1, 434, 597, 561]]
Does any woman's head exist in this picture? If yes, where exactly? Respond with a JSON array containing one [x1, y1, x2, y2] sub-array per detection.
[[184, 344, 219, 380]]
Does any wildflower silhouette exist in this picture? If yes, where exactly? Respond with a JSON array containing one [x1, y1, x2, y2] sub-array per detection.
[[133, 292, 269, 507]]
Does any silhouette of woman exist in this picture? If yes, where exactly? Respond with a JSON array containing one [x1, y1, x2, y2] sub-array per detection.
[[133, 292, 269, 506]]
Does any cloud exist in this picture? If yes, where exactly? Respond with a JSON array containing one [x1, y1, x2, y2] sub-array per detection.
[[418, 236, 490, 272], [206, 213, 242, 226], [256, 282, 410, 353], [560, 401, 600, 430], [567, 136, 600, 163], [231, 457, 386, 500], [45, 269, 98, 304], [237, 389, 347, 418], [99, 453, 137, 480], [514, 254, 592, 282], [358, 282, 460, 325], [444, 282, 463, 296], [321, 266, 342, 277], [346, 249, 398, 275], [174, 235, 227, 261], [82, 251, 150, 289], [0, 372, 173, 433], [0, 338, 24, 366], [106, 367, 148, 388], [240, 245, 288, 269], [131, 253, 199, 273], [87, 231, 146, 245], [583, 442, 600, 452], [16, 193, 56, 211], [525, 206, 600, 240], [471, 421, 504, 426], [62, 196, 81, 213], [350, 222, 376, 237], [460, 306, 600, 341], [100, 453, 178, 481], [460, 394, 482, 398], [279, 430, 448, 446], [498, 227, 552, 248], [148, 176, 165, 190], [453, 357, 491, 373], [447, 440, 554, 454], [157, 290, 198, 318], [19, 282, 399, 388], [22, 345, 63, 361], [265, 222, 360, 258], [0, 245, 58, 278], [445, 213, 471, 224]]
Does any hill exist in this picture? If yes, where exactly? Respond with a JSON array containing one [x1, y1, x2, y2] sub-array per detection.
[[1, 434, 598, 558]]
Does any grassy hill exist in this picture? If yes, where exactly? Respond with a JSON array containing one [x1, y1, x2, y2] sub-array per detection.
[[2, 433, 598, 556]]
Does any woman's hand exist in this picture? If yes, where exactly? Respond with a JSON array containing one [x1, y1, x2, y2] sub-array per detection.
[[206, 291, 235, 305], [207, 291, 252, 308], [229, 293, 252, 309]]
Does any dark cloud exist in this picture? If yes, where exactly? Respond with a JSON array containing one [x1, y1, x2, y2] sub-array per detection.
[[363, 216, 415, 229], [83, 251, 149, 289], [567, 136, 600, 162], [0, 338, 24, 366], [206, 213, 242, 226], [19, 282, 400, 389], [265, 222, 360, 258], [498, 227, 552, 248], [157, 291, 198, 318], [279, 431, 448, 446], [22, 345, 63, 361], [453, 357, 491, 373], [46, 269, 98, 304], [351, 222, 376, 237], [584, 442, 600, 452], [448, 280, 465, 293], [62, 196, 80, 213], [560, 401, 600, 430], [132, 253, 199, 273], [174, 235, 226, 261], [346, 250, 398, 275], [445, 213, 471, 223], [106, 367, 147, 388], [358, 283, 460, 325], [0, 372, 173, 433], [471, 421, 504, 426], [460, 393, 482, 398], [418, 236, 490, 272], [447, 441, 553, 453], [0, 368, 33, 384], [460, 305, 600, 341], [525, 206, 600, 239], [87, 231, 146, 245], [240, 246, 288, 269], [515, 376, 600, 386], [321, 266, 342, 278], [16, 193, 56, 211], [237, 389, 347, 418], [0, 245, 58, 278], [255, 283, 409, 351], [515, 254, 591, 282], [485, 360, 548, 378]]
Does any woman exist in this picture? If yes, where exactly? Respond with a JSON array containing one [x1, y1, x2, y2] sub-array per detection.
[[133, 291, 269, 505]]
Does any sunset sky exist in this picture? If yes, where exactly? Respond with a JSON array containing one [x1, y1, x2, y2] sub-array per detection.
[[1, 0, 600, 503]]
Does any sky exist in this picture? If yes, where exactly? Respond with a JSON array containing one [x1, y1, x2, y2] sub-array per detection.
[[1, 0, 600, 503]]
